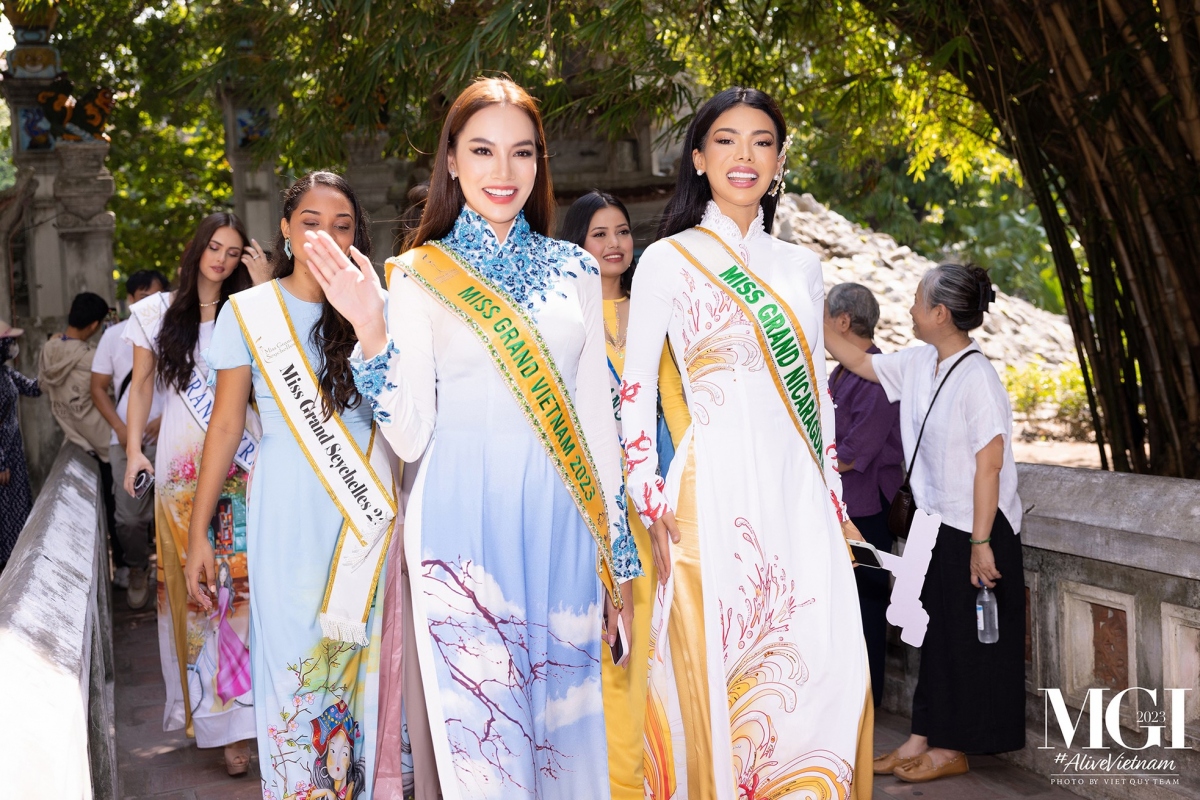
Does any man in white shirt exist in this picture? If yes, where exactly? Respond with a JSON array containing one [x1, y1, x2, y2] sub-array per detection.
[[90, 270, 167, 609]]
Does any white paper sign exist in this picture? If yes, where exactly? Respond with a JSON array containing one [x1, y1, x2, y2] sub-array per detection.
[[876, 508, 940, 647]]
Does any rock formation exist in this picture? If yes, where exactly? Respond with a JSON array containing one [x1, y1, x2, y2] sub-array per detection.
[[774, 193, 1078, 368]]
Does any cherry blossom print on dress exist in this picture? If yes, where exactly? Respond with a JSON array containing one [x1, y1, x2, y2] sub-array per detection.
[[421, 556, 600, 793]]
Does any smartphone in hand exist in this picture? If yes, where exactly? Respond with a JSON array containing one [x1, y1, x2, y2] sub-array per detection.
[[133, 469, 153, 500], [607, 614, 630, 667], [847, 539, 885, 569]]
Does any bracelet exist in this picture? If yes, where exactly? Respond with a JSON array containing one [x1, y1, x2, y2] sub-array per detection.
[[969, 536, 992, 545]]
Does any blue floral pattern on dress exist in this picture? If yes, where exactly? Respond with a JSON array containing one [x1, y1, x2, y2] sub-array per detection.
[[441, 207, 596, 313], [611, 489, 643, 580], [350, 340, 399, 425]]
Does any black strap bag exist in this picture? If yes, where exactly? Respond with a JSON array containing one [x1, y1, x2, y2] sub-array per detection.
[[887, 350, 981, 538]]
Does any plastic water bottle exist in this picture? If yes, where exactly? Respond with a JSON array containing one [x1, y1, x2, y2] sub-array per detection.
[[976, 587, 999, 643]]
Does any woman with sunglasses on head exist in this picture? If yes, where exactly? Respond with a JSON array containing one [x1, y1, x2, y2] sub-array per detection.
[[561, 189, 690, 799], [306, 78, 638, 799], [620, 88, 873, 799]]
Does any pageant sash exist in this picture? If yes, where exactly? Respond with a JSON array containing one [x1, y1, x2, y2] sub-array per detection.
[[389, 244, 621, 609], [129, 292, 259, 470], [229, 281, 396, 644], [668, 227, 825, 475]]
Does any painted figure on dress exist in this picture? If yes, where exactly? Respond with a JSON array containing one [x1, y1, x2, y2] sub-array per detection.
[[121, 214, 262, 776], [308, 77, 639, 800], [186, 172, 392, 799], [310, 700, 367, 800], [560, 190, 691, 800], [621, 87, 874, 800]]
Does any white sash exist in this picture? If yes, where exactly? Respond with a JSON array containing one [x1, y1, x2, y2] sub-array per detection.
[[129, 292, 260, 469], [230, 281, 396, 645]]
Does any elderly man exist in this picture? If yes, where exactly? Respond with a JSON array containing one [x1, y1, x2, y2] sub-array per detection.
[[827, 282, 903, 707]]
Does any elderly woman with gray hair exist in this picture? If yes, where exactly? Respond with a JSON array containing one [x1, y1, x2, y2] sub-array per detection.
[[826, 282, 904, 709], [825, 263, 1025, 784]]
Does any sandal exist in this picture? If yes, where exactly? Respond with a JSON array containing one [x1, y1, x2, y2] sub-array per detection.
[[224, 740, 252, 777]]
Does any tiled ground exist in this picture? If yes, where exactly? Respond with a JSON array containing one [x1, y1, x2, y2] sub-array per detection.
[[874, 709, 1082, 799], [114, 600, 261, 800], [114, 589, 1080, 800]]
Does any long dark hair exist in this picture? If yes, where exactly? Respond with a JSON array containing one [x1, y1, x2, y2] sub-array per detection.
[[561, 190, 635, 295], [157, 213, 250, 394], [411, 77, 555, 247], [272, 171, 373, 419], [657, 88, 788, 240]]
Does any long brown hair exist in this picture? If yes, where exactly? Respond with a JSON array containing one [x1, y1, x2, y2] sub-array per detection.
[[157, 213, 250, 394], [411, 77, 555, 247], [271, 172, 373, 418]]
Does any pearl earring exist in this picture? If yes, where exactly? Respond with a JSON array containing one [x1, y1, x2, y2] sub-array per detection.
[[696, 168, 705, 176]]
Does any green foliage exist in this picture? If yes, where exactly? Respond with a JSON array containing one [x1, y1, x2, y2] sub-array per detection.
[[1003, 360, 1093, 440], [197, 0, 691, 167], [660, 0, 1066, 311], [0, 105, 17, 192], [49, 0, 233, 289], [11, 0, 1068, 314], [791, 142, 1068, 312]]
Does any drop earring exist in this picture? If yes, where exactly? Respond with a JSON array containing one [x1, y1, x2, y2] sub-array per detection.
[[449, 171, 458, 180], [284, 239, 293, 259]]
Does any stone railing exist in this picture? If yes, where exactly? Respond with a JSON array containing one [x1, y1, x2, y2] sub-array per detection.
[[0, 443, 116, 798], [881, 463, 1200, 800]]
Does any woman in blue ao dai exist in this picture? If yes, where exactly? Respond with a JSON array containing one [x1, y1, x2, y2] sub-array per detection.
[[188, 173, 389, 800], [311, 78, 640, 800]]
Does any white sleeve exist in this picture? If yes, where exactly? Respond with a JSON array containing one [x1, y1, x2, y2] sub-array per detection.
[[966, 368, 1013, 454], [872, 347, 919, 404], [350, 263, 437, 462], [806, 256, 847, 522], [122, 310, 154, 353], [621, 240, 679, 527], [570, 257, 641, 581], [91, 327, 116, 376]]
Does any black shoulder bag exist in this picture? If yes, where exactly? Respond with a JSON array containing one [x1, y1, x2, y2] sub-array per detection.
[[887, 349, 981, 538]]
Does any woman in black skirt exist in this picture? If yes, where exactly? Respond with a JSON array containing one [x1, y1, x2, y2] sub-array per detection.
[[824, 262, 1026, 783]]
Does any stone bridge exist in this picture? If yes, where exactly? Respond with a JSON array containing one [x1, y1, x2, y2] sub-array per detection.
[[3, 443, 1197, 799]]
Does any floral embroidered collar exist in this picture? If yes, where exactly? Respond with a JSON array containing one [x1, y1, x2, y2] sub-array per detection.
[[699, 200, 767, 264], [440, 206, 594, 312]]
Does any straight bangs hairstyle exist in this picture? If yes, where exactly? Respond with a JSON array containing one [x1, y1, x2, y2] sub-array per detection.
[[657, 87, 788, 240], [561, 189, 635, 294], [157, 212, 250, 394], [271, 171, 373, 418], [411, 77, 555, 247]]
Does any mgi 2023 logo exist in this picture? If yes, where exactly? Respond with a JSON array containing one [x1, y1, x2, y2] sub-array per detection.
[[1040, 687, 1188, 787]]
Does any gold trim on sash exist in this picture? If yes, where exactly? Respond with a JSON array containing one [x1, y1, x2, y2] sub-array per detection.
[[232, 282, 396, 544], [230, 281, 397, 641], [668, 228, 826, 479], [389, 244, 622, 608]]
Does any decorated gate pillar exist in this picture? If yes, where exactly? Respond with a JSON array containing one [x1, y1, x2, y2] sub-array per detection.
[[343, 131, 410, 271], [221, 97, 281, 247], [0, 3, 118, 488]]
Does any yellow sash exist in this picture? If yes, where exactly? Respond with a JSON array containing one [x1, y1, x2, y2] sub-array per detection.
[[388, 243, 621, 608], [669, 227, 826, 479]]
